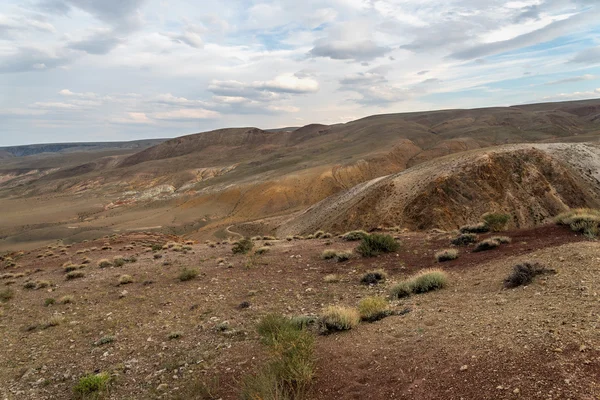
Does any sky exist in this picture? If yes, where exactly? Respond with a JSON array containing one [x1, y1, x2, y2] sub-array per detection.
[[1, 0, 600, 146]]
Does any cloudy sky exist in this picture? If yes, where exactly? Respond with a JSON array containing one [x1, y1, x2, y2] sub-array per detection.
[[1, 0, 599, 146]]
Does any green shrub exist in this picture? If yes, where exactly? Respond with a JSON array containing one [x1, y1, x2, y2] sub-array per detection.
[[319, 306, 360, 333], [151, 244, 163, 251], [59, 295, 74, 304], [23, 281, 36, 289], [410, 269, 448, 293], [435, 249, 458, 262], [94, 336, 114, 346], [341, 230, 368, 241], [64, 264, 79, 273], [451, 233, 477, 246], [178, 268, 198, 281], [98, 259, 112, 268], [119, 275, 133, 285], [459, 223, 489, 234], [232, 238, 254, 254], [389, 281, 412, 299], [483, 213, 511, 232], [0, 288, 14, 302], [255, 247, 269, 255], [73, 372, 110, 399], [44, 298, 56, 306], [356, 233, 400, 257], [112, 257, 125, 267], [473, 238, 501, 252], [358, 297, 390, 322], [556, 208, 600, 238]]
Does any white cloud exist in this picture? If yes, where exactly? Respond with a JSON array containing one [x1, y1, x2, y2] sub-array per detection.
[[152, 108, 220, 120]]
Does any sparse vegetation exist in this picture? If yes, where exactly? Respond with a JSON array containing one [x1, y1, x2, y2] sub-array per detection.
[[168, 331, 183, 340], [356, 233, 400, 257], [73, 372, 110, 399], [473, 238, 501, 252], [98, 259, 112, 268], [112, 256, 125, 267], [504, 262, 556, 288], [483, 212, 511, 232], [119, 275, 133, 285], [232, 238, 254, 254], [0, 288, 14, 302], [358, 296, 390, 322], [44, 298, 56, 306], [460, 223, 490, 234], [36, 280, 51, 289], [323, 274, 340, 283], [41, 315, 64, 329], [179, 268, 198, 281], [94, 336, 115, 346], [435, 248, 459, 262], [255, 246, 269, 255], [389, 281, 413, 299], [341, 230, 368, 241], [360, 269, 388, 285], [451, 233, 477, 246], [556, 208, 600, 238], [490, 236, 511, 244], [390, 269, 448, 298], [319, 306, 360, 334], [243, 314, 315, 399], [23, 281, 36, 289], [59, 295, 74, 304], [64, 264, 79, 273], [66, 271, 85, 280]]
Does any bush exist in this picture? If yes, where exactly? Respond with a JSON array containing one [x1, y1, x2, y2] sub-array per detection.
[[73, 372, 110, 399], [59, 295, 74, 304], [473, 238, 501, 252], [323, 274, 340, 283], [313, 230, 325, 238], [232, 238, 254, 254], [151, 244, 163, 251], [360, 269, 387, 285], [356, 233, 400, 257], [94, 336, 115, 346], [255, 247, 269, 255], [435, 249, 458, 262], [341, 230, 368, 241], [410, 269, 448, 293], [335, 251, 352, 262], [389, 281, 412, 299], [36, 280, 51, 289], [483, 213, 511, 232], [555, 208, 600, 238], [490, 236, 511, 244], [460, 223, 489, 234], [179, 268, 198, 281], [319, 306, 360, 333], [358, 297, 390, 322], [504, 262, 556, 288], [119, 275, 133, 285], [112, 257, 125, 267], [44, 298, 56, 306], [0, 288, 14, 302], [64, 264, 79, 273], [23, 281, 36, 289], [98, 259, 112, 268], [321, 249, 351, 261], [66, 271, 85, 280], [451, 233, 477, 246]]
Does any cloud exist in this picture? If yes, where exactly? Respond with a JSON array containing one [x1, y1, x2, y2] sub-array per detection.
[[542, 88, 600, 101], [570, 46, 600, 64], [68, 29, 123, 55], [545, 74, 597, 85], [152, 108, 220, 120], [163, 24, 205, 49], [339, 72, 386, 85], [257, 74, 319, 94], [0, 47, 71, 73], [109, 112, 154, 124], [310, 39, 390, 61]]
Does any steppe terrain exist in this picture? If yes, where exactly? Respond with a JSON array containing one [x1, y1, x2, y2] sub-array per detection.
[[2, 99, 600, 399]]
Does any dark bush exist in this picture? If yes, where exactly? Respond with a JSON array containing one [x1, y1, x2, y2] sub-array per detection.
[[360, 269, 388, 285], [504, 262, 555, 288], [232, 238, 254, 254], [460, 223, 490, 234], [473, 238, 501, 252], [451, 233, 477, 246], [356, 234, 400, 257]]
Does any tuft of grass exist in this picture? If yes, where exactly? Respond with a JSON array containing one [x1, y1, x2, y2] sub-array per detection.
[[490, 236, 511, 244], [451, 233, 477, 246], [151, 244, 163, 251], [313, 230, 325, 238], [59, 295, 74, 304], [459, 223, 489, 234], [73, 372, 110, 399], [66, 271, 85, 280], [255, 247, 270, 255], [356, 233, 400, 257], [410, 269, 448, 293], [44, 298, 56, 306], [168, 331, 183, 340], [243, 314, 315, 399], [319, 306, 360, 334], [232, 238, 254, 255], [482, 212, 511, 232], [556, 208, 600, 238], [504, 262, 556, 289], [389, 281, 412, 299], [98, 259, 112, 268], [119, 275, 133, 285], [358, 296, 390, 322], [94, 336, 115, 346], [36, 280, 51, 289], [323, 274, 340, 283], [64, 264, 79, 273], [341, 230, 368, 241], [112, 257, 125, 267], [320, 249, 337, 260], [473, 238, 501, 252], [360, 269, 388, 285], [23, 281, 36, 289], [41, 315, 64, 329], [0, 288, 14, 302], [178, 268, 198, 282], [435, 249, 459, 262]]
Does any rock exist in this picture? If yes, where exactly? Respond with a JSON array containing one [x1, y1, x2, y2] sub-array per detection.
[[460, 365, 468, 371], [156, 383, 168, 391], [513, 388, 520, 394]]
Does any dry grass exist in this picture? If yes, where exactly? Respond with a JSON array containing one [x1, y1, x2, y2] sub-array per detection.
[[255, 247, 269, 255], [341, 230, 368, 241], [73, 372, 110, 399], [179, 268, 198, 282], [59, 295, 74, 304], [66, 271, 85, 280], [435, 248, 459, 262], [390, 269, 449, 298], [323, 274, 340, 283], [119, 275, 133, 285], [98, 259, 112, 268], [451, 233, 477, 246], [360, 269, 387, 285], [356, 233, 400, 257], [319, 306, 360, 333], [358, 296, 390, 322], [474, 238, 501, 252], [0, 288, 14, 302], [556, 208, 600, 238]]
